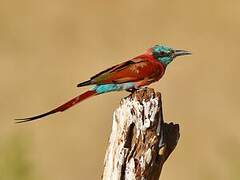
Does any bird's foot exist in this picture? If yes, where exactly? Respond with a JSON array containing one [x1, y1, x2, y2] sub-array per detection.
[[126, 88, 138, 93]]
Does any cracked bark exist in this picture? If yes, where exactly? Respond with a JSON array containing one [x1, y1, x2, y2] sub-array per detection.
[[102, 88, 180, 180]]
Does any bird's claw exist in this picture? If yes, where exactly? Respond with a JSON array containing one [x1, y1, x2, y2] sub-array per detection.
[[126, 88, 138, 93]]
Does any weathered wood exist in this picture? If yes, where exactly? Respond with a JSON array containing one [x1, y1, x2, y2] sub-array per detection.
[[102, 88, 180, 180]]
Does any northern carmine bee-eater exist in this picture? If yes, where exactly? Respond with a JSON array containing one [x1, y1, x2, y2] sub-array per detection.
[[15, 45, 191, 123]]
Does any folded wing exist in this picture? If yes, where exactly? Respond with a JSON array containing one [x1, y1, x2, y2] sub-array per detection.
[[78, 56, 162, 87]]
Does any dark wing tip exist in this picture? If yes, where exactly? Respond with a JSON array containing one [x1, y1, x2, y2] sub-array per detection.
[[77, 80, 92, 87]]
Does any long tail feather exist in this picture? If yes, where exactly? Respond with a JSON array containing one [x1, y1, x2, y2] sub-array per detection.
[[15, 90, 97, 123]]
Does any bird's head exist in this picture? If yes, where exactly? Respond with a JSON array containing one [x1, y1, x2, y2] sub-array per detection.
[[151, 45, 191, 66]]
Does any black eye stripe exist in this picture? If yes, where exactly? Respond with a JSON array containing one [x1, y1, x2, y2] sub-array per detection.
[[152, 51, 171, 59], [159, 51, 169, 57]]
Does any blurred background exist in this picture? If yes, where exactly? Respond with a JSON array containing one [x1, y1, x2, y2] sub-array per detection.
[[1, 0, 240, 179]]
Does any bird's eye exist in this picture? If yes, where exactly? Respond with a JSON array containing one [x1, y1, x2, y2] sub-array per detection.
[[159, 51, 167, 57]]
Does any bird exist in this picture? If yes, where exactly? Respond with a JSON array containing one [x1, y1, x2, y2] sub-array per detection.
[[15, 44, 191, 123]]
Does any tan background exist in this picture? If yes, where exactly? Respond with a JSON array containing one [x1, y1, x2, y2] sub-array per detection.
[[0, 0, 240, 179]]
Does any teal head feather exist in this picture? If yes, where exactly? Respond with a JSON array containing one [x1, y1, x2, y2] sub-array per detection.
[[151, 45, 191, 66]]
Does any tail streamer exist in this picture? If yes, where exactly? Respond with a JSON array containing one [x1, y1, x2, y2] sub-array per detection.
[[15, 90, 97, 123]]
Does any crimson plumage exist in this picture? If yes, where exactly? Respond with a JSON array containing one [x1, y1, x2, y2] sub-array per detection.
[[15, 45, 191, 123]]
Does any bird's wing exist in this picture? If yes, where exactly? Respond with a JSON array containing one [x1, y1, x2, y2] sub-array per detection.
[[78, 55, 163, 86]]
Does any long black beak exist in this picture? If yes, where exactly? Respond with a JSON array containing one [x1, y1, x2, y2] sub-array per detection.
[[174, 49, 192, 57]]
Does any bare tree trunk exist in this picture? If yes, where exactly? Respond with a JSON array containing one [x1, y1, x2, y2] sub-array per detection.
[[102, 88, 180, 180]]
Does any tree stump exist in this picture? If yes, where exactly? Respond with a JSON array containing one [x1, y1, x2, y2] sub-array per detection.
[[102, 88, 180, 180]]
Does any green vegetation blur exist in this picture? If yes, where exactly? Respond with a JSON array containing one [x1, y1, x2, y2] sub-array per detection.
[[0, 0, 240, 179], [0, 135, 33, 180]]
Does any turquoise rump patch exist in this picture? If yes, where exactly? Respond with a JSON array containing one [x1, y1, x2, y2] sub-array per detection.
[[92, 83, 135, 94]]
